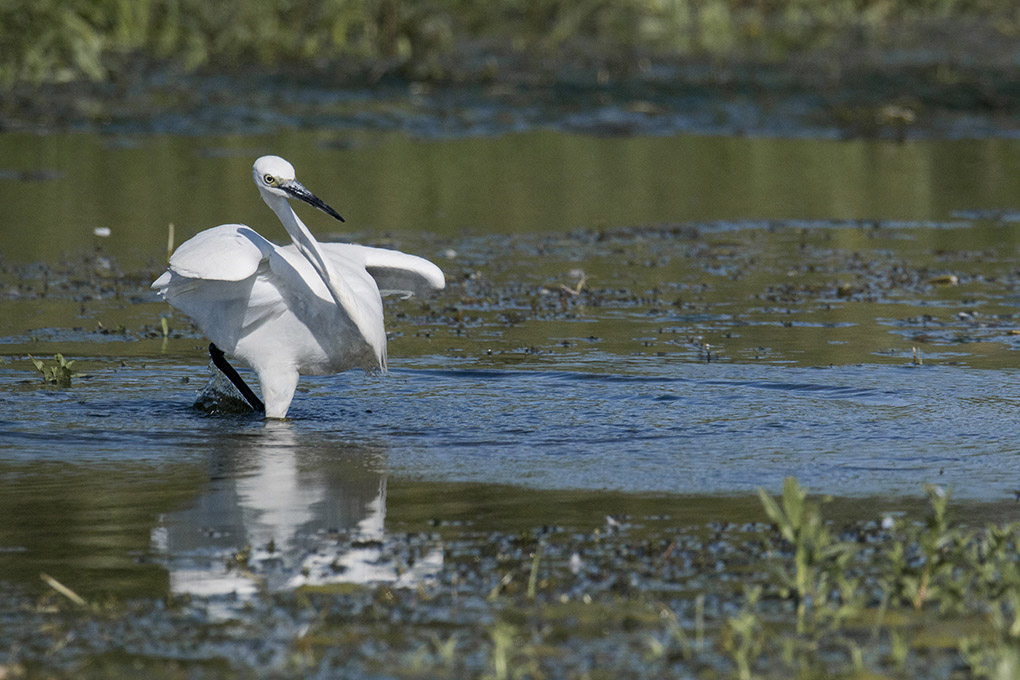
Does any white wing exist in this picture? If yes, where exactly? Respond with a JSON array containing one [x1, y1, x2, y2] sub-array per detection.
[[153, 228, 388, 373], [151, 229, 441, 377], [165, 224, 276, 281], [151, 224, 280, 353], [316, 243, 446, 297]]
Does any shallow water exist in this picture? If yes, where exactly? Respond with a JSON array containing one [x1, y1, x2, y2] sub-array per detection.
[[4, 128, 1020, 607], [5, 130, 1020, 266]]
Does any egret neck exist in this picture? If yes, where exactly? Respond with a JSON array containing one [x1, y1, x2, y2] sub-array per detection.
[[260, 184, 374, 342]]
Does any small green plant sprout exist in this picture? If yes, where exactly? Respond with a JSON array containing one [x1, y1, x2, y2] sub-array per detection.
[[482, 621, 540, 680], [648, 602, 693, 661], [28, 353, 78, 386], [758, 476, 851, 634], [902, 484, 961, 611], [722, 585, 764, 680]]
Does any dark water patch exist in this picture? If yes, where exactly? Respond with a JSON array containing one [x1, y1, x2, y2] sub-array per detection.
[[0, 168, 64, 182]]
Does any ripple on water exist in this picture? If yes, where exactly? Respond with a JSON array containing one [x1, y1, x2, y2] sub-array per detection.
[[2, 359, 1017, 500]]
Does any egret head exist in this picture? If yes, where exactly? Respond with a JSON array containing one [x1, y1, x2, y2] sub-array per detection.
[[252, 155, 344, 223]]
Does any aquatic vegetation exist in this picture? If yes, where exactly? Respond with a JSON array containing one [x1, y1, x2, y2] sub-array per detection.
[[903, 484, 959, 610], [721, 585, 764, 680], [758, 477, 853, 634], [27, 352, 77, 386], [744, 480, 1020, 679]]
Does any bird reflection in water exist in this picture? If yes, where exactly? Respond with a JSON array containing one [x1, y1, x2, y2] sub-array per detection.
[[151, 421, 442, 598]]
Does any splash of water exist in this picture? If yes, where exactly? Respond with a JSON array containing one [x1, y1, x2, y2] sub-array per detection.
[[192, 361, 257, 414]]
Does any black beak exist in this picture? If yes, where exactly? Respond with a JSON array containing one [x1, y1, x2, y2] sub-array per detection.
[[280, 180, 345, 223]]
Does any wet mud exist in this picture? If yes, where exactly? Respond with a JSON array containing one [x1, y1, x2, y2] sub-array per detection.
[[2, 485, 1019, 679]]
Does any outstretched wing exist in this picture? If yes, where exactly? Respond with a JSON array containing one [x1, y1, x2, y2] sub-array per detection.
[[151, 224, 283, 354], [159, 224, 276, 282], [317, 243, 446, 297]]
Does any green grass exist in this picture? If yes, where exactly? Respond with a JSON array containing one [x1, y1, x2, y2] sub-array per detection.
[[3, 0, 1020, 86]]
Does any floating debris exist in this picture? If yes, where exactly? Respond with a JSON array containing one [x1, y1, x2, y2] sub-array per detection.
[[926, 273, 958, 285]]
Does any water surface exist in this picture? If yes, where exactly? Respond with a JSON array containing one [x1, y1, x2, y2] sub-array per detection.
[[5, 131, 1020, 265], [4, 129, 1020, 602]]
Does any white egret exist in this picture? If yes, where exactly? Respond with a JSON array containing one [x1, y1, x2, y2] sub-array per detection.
[[152, 156, 445, 418]]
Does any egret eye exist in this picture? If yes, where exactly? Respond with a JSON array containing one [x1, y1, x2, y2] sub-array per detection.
[[264, 174, 275, 185]]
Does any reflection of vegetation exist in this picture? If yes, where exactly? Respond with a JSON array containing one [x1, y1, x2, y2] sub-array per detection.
[[2, 0, 1018, 85]]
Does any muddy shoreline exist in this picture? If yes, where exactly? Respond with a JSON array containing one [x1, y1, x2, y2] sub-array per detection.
[[3, 484, 1019, 679], [6, 42, 1020, 140]]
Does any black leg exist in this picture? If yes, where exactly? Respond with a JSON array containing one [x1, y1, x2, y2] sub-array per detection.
[[209, 343, 265, 413]]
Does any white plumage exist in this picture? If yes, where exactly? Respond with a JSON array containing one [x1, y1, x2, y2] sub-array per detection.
[[152, 156, 445, 418]]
